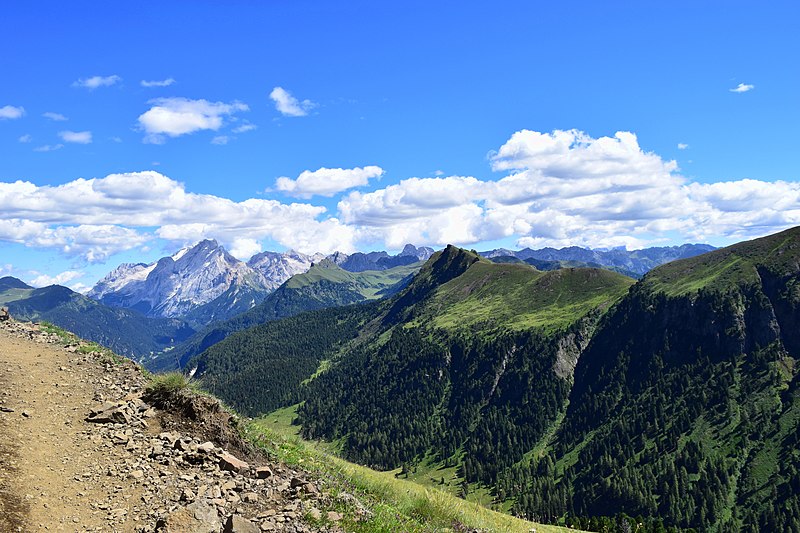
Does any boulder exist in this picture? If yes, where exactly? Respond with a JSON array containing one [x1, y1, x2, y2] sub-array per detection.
[[223, 514, 259, 533], [159, 499, 221, 533], [219, 451, 249, 473]]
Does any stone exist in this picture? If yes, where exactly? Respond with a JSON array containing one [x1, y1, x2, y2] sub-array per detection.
[[159, 499, 221, 533], [255, 466, 273, 479], [326, 511, 343, 522], [197, 441, 216, 453], [223, 514, 260, 533], [219, 451, 249, 473], [86, 402, 130, 424]]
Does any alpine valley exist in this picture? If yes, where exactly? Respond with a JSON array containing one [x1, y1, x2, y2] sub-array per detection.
[[5, 231, 800, 531], [184, 228, 800, 532]]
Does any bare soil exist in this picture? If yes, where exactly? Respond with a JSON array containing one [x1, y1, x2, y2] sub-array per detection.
[[0, 321, 147, 532]]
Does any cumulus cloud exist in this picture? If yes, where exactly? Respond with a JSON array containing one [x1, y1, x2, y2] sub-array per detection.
[[211, 136, 229, 145], [0, 219, 148, 262], [43, 112, 68, 121], [73, 75, 121, 89], [269, 87, 316, 117], [0, 105, 25, 119], [141, 78, 175, 88], [0, 171, 354, 260], [276, 166, 384, 198], [138, 97, 248, 143], [677, 143, 689, 150], [338, 129, 800, 250], [18, 134, 32, 143], [730, 83, 754, 93], [29, 270, 83, 288], [4, 129, 800, 269], [59, 130, 92, 144]]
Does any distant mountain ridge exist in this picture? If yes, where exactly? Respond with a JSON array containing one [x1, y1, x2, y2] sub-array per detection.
[[88, 240, 271, 325], [481, 243, 716, 277], [0, 276, 194, 358], [89, 241, 435, 325], [152, 258, 423, 371]]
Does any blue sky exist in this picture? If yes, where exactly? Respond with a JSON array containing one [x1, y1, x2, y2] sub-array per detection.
[[1, 1, 799, 290]]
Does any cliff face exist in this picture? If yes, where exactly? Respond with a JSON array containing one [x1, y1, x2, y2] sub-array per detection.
[[539, 228, 800, 531]]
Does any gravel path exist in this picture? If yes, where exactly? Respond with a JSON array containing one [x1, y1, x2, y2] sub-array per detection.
[[0, 320, 146, 531], [0, 319, 342, 533]]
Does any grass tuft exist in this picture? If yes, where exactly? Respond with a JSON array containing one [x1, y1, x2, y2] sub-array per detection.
[[145, 371, 193, 396]]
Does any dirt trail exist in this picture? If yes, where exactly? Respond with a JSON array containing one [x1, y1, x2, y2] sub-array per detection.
[[0, 321, 146, 532], [0, 320, 335, 533]]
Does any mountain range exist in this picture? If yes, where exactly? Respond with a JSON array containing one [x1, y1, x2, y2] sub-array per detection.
[[186, 227, 800, 531], [480, 243, 716, 277], [150, 258, 423, 371], [0, 277, 193, 358], [88, 241, 434, 327], [86, 239, 710, 330]]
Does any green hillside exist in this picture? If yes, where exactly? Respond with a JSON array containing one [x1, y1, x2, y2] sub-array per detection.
[[189, 245, 637, 529], [0, 279, 194, 358], [426, 261, 633, 333], [510, 227, 800, 531], [189, 229, 800, 531]]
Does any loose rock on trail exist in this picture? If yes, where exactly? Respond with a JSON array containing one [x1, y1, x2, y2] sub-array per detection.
[[0, 319, 342, 532]]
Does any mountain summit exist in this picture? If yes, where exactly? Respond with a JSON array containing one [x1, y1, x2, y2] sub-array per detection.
[[89, 240, 269, 324]]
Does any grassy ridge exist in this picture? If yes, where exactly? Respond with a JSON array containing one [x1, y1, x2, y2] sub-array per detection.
[[285, 260, 421, 297], [642, 226, 800, 296], [427, 262, 634, 333]]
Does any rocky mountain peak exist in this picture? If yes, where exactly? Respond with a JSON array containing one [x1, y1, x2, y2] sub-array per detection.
[[399, 243, 435, 260]]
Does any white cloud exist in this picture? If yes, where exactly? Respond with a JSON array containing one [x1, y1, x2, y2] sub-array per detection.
[[59, 130, 92, 144], [0, 219, 148, 262], [677, 143, 689, 150], [338, 129, 800, 250], [72, 74, 122, 91], [269, 87, 316, 117], [0, 105, 25, 119], [233, 123, 257, 133], [0, 171, 354, 259], [4, 129, 800, 268], [211, 136, 229, 145], [68, 282, 91, 294], [138, 97, 248, 143], [29, 270, 83, 288], [33, 144, 63, 152], [18, 134, 32, 143], [228, 238, 262, 260], [276, 166, 384, 198], [141, 78, 176, 88], [73, 75, 121, 89], [43, 112, 68, 121], [730, 83, 754, 93]]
